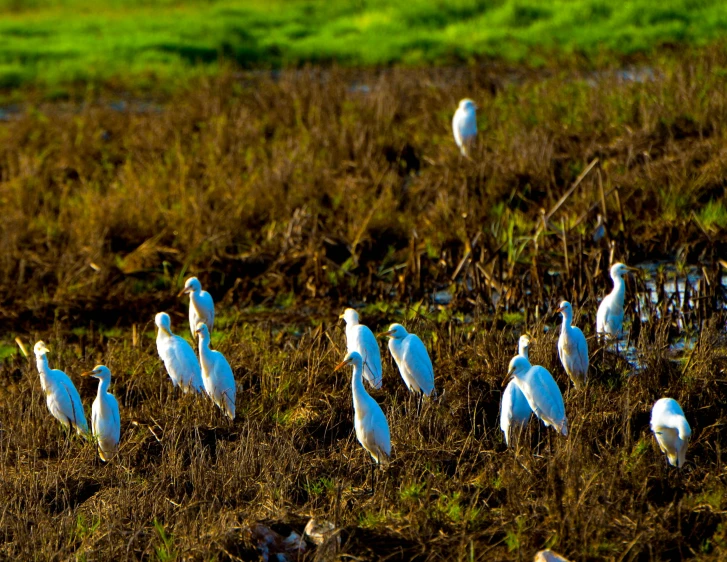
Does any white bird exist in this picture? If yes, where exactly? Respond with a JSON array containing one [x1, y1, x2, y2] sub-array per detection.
[[596, 262, 638, 338], [82, 365, 120, 461], [195, 322, 236, 420], [650, 398, 691, 468], [557, 301, 589, 390], [452, 98, 478, 157], [379, 323, 435, 402], [334, 351, 391, 491], [340, 308, 382, 389], [506, 355, 567, 436], [500, 335, 533, 447], [33, 341, 89, 437], [155, 312, 204, 394], [179, 276, 215, 339], [518, 334, 532, 360]]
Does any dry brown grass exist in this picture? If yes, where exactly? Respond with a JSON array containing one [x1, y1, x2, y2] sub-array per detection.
[[0, 48, 726, 560]]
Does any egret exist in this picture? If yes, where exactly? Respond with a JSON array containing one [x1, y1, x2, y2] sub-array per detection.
[[557, 301, 589, 390], [195, 323, 236, 420], [596, 262, 638, 338], [340, 308, 382, 389], [155, 312, 204, 394], [452, 98, 477, 157], [33, 341, 89, 437], [505, 355, 567, 436], [500, 334, 533, 447], [81, 365, 120, 461], [650, 398, 691, 468], [334, 351, 391, 492], [179, 276, 215, 339], [378, 323, 435, 408], [518, 334, 532, 360]]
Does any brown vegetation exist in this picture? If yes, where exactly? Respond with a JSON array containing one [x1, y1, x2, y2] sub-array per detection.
[[0, 48, 726, 560]]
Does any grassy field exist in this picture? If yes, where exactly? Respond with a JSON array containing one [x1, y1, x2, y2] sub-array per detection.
[[1, 0, 727, 92], [0, 42, 727, 559]]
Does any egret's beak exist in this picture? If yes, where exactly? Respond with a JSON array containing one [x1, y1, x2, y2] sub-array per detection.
[[39, 344, 50, 354], [334, 359, 351, 372], [177, 287, 190, 297], [338, 312, 345, 320], [377, 330, 395, 338], [81, 369, 98, 377], [626, 266, 640, 273], [556, 306, 565, 314], [502, 369, 515, 387]]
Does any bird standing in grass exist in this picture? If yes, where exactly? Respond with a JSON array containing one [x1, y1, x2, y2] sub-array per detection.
[[179, 276, 215, 339], [651, 398, 691, 468], [452, 98, 478, 157], [340, 308, 382, 389], [597, 263, 638, 338], [155, 312, 203, 394], [505, 355, 567, 437], [196, 322, 236, 420], [379, 323, 435, 405], [82, 365, 120, 461], [33, 341, 89, 437], [500, 335, 533, 447], [335, 351, 391, 492], [557, 301, 589, 390]]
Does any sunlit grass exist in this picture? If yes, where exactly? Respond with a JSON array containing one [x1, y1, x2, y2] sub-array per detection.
[[0, 0, 726, 92]]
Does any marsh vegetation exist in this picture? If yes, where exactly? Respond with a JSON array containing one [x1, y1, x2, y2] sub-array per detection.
[[0, 46, 726, 560]]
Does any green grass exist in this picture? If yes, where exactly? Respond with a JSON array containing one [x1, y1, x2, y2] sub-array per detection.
[[1, 0, 727, 92]]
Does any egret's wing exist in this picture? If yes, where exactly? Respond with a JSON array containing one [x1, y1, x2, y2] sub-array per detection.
[[528, 367, 565, 431], [371, 403, 391, 458], [169, 336, 203, 392], [460, 111, 477, 139], [52, 372, 88, 433], [402, 335, 435, 395], [452, 110, 464, 149], [199, 291, 215, 331], [353, 326, 383, 388], [211, 351, 236, 418], [572, 327, 589, 373]]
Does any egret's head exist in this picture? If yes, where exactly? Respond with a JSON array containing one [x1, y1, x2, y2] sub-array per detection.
[[610, 262, 637, 279], [194, 322, 210, 339], [34, 341, 50, 356], [506, 355, 531, 384], [377, 323, 408, 340], [518, 334, 531, 357], [155, 312, 172, 335], [339, 308, 359, 325], [459, 98, 477, 111], [178, 276, 201, 296], [334, 350, 363, 371], [557, 301, 573, 315], [82, 365, 111, 380]]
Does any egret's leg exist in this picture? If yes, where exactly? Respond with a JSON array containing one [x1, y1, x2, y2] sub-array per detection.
[[417, 392, 423, 416], [370, 459, 376, 495]]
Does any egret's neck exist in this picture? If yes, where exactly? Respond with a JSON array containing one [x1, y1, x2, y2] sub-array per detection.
[[518, 342, 529, 359], [611, 275, 626, 301], [198, 335, 211, 356], [560, 310, 573, 333], [351, 363, 367, 409], [35, 354, 50, 376], [97, 376, 111, 396]]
